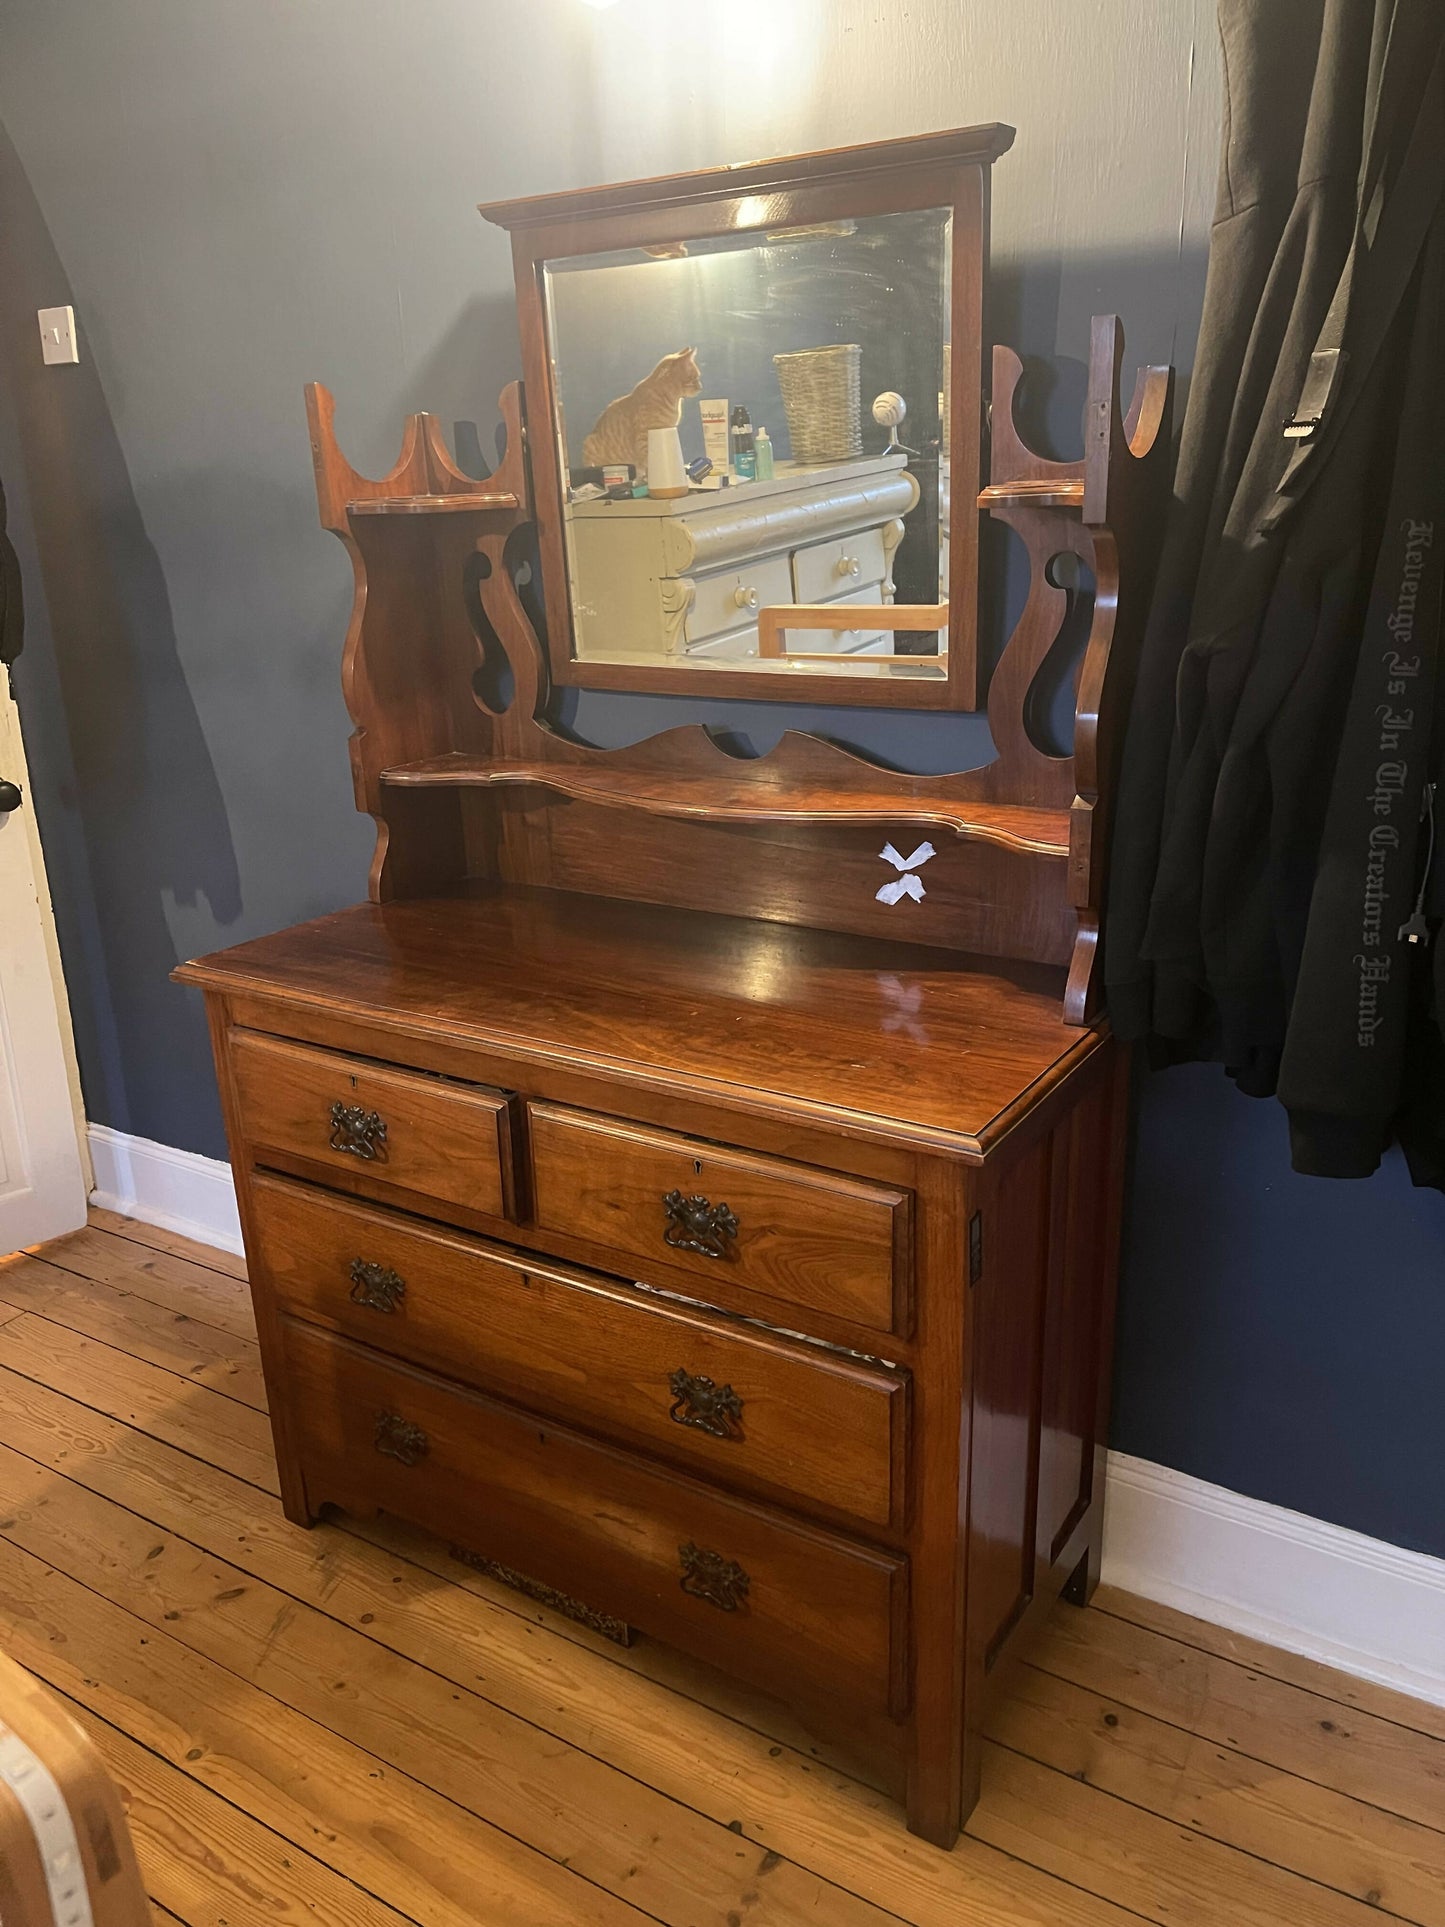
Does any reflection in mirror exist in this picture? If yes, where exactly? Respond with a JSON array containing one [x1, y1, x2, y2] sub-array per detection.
[[543, 208, 952, 681]]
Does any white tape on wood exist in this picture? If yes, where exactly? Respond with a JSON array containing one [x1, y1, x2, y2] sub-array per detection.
[[0, 1718, 94, 1927]]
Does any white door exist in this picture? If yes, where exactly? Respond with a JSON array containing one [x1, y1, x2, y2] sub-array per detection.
[[0, 675, 87, 1252]]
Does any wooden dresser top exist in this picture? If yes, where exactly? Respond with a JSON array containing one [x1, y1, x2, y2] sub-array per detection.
[[176, 886, 1104, 1157]]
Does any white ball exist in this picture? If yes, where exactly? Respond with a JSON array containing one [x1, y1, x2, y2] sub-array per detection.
[[872, 390, 907, 428]]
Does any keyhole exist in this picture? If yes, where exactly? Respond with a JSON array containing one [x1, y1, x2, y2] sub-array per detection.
[[694, 1159, 702, 1177]]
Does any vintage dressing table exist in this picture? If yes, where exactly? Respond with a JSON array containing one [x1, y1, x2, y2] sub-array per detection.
[[177, 126, 1171, 1848]]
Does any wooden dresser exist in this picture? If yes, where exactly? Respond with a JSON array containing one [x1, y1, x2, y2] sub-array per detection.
[[177, 128, 1171, 1849]]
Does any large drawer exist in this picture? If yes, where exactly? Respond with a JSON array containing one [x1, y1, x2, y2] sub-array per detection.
[[283, 1319, 909, 1720], [528, 1103, 911, 1334], [230, 1030, 516, 1223], [252, 1174, 906, 1528]]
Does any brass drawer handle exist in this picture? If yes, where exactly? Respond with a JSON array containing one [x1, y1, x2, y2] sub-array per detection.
[[349, 1258, 406, 1313], [668, 1369, 743, 1440], [374, 1410, 428, 1466], [661, 1189, 739, 1260], [679, 1541, 750, 1612], [329, 1101, 388, 1161]]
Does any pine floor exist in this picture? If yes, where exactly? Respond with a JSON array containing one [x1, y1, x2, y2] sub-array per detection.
[[0, 1214, 1441, 1925]]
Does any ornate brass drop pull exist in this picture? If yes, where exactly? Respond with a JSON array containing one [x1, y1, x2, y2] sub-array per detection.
[[661, 1189, 739, 1259], [679, 1541, 750, 1611], [374, 1410, 428, 1466], [349, 1257, 405, 1313], [668, 1368, 743, 1440], [329, 1100, 388, 1161]]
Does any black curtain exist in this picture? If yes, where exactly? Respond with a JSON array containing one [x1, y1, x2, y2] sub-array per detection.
[[1106, 0, 1445, 1181]]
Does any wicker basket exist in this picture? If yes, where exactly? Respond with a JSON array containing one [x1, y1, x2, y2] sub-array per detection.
[[772, 344, 863, 464]]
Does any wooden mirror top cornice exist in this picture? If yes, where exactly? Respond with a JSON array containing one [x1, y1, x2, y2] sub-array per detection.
[[477, 123, 1016, 229]]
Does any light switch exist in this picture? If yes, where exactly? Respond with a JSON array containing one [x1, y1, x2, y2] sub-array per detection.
[[38, 306, 79, 366]]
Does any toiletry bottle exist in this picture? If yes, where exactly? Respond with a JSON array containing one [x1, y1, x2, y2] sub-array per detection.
[[731, 404, 756, 481], [754, 425, 774, 481]]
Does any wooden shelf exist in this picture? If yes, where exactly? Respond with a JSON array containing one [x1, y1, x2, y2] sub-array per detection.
[[380, 754, 1071, 856], [348, 491, 519, 516], [977, 478, 1084, 509]]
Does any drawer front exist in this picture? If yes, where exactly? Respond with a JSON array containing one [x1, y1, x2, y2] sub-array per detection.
[[230, 1031, 515, 1222], [252, 1174, 906, 1528], [528, 1104, 910, 1334], [283, 1320, 908, 1719], [791, 526, 888, 603], [685, 553, 794, 644], [684, 624, 759, 660]]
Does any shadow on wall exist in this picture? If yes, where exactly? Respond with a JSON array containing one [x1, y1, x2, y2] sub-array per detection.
[[0, 117, 240, 1151]]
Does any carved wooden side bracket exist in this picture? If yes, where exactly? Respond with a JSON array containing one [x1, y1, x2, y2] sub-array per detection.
[[978, 318, 1173, 1017]]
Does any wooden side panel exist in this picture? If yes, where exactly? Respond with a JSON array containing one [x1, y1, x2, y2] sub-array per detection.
[[965, 1135, 1050, 1673], [955, 1039, 1128, 1835], [1035, 1072, 1113, 1569]]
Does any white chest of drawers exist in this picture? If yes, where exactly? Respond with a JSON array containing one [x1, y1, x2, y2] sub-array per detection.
[[566, 453, 921, 663]]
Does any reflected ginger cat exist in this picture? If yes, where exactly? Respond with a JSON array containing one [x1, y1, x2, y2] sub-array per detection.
[[581, 348, 702, 473]]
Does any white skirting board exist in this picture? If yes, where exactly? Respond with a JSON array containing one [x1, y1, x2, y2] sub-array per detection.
[[1102, 1451, 1445, 1707], [87, 1122, 243, 1255], [85, 1124, 1445, 1706]]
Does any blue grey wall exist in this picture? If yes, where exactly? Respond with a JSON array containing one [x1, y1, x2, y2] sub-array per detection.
[[2, 0, 1441, 1560]]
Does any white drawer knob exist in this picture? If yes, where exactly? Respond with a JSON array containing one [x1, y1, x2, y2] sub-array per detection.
[[733, 584, 760, 609], [836, 554, 861, 577]]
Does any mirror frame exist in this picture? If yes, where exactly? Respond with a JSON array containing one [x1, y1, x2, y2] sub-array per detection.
[[481, 124, 1014, 711]]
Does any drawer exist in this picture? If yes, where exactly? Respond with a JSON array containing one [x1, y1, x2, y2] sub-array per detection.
[[251, 1174, 906, 1528], [683, 624, 759, 659], [282, 1319, 908, 1719], [791, 526, 888, 603], [230, 1031, 516, 1223], [528, 1103, 910, 1334], [684, 553, 793, 644]]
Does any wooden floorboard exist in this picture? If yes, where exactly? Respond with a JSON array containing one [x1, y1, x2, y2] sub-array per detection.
[[1026, 1605, 1445, 1835], [1090, 1584, 1445, 1746], [53, 1686, 430, 1927], [0, 1212, 1439, 1927], [0, 1248, 267, 1409], [85, 1207, 251, 1282]]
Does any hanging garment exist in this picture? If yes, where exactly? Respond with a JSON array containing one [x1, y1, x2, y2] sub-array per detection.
[[1106, 0, 1445, 1177]]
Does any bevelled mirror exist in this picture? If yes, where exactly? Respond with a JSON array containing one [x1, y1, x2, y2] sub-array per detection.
[[483, 126, 1013, 709]]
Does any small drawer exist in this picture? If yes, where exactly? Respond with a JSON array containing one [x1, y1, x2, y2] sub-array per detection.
[[684, 553, 793, 644], [528, 1104, 910, 1334], [229, 1031, 515, 1223], [282, 1319, 908, 1720], [791, 526, 887, 604], [251, 1174, 906, 1528]]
